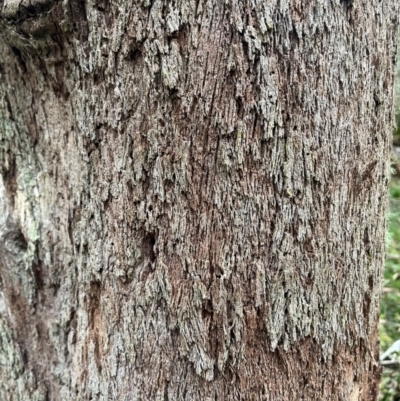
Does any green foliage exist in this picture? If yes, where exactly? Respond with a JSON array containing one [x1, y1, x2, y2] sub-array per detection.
[[380, 178, 400, 401]]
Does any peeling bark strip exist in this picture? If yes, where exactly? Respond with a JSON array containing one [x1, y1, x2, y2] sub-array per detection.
[[0, 0, 398, 400]]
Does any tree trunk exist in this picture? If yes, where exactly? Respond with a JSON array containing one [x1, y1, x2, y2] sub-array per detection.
[[0, 1, 398, 400]]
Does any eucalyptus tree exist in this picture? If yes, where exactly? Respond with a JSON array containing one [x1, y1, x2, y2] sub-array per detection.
[[0, 0, 398, 400]]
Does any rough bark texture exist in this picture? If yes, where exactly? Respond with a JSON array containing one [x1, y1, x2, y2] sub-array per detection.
[[0, 1, 398, 400]]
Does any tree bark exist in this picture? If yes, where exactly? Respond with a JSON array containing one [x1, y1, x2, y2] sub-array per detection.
[[0, 1, 398, 400]]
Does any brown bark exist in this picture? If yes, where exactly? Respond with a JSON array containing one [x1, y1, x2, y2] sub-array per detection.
[[0, 0, 398, 400]]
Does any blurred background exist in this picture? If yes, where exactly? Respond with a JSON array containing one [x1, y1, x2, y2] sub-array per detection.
[[379, 34, 400, 401]]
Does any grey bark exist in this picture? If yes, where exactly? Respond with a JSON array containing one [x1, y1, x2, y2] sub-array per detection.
[[0, 0, 398, 400]]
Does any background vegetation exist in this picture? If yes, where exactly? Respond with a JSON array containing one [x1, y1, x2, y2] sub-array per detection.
[[380, 174, 400, 400], [379, 32, 400, 400]]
